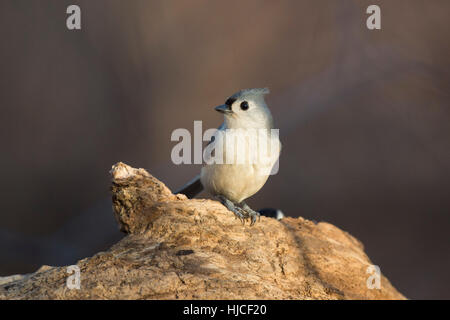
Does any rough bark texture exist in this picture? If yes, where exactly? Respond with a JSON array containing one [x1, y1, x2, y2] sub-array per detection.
[[0, 162, 405, 300]]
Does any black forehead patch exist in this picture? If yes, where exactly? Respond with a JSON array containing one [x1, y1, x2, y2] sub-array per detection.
[[225, 97, 236, 106]]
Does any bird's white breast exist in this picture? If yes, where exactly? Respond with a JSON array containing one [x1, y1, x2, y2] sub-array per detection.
[[200, 128, 280, 203]]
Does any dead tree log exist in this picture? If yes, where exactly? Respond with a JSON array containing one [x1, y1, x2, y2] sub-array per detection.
[[0, 162, 405, 299]]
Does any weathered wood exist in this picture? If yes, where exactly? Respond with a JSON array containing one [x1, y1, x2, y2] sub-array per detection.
[[0, 162, 405, 299]]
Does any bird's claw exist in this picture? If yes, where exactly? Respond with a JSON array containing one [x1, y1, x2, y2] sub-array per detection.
[[232, 207, 246, 225], [241, 203, 261, 226], [234, 206, 260, 226], [244, 208, 260, 226], [217, 196, 261, 226]]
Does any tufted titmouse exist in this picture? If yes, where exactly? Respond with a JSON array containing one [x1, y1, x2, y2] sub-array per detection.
[[175, 88, 281, 225]]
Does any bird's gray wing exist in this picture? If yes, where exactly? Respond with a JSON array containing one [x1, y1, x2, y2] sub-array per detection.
[[174, 123, 225, 198]]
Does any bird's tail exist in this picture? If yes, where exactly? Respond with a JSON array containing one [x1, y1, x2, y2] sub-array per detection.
[[174, 174, 204, 199], [258, 208, 285, 220]]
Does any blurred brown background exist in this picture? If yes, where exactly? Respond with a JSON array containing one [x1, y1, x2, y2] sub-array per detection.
[[0, 0, 449, 299]]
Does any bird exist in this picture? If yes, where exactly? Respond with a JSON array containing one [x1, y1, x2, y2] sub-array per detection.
[[175, 88, 281, 225]]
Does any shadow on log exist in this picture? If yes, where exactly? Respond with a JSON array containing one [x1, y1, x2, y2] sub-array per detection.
[[0, 162, 405, 299]]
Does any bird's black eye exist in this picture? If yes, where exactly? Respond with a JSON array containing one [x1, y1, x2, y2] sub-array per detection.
[[240, 101, 249, 111]]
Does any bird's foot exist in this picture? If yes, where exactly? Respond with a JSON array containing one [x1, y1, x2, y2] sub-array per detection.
[[241, 202, 260, 226], [217, 195, 246, 225]]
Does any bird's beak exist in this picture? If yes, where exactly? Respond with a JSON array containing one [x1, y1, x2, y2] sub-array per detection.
[[214, 104, 233, 114]]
